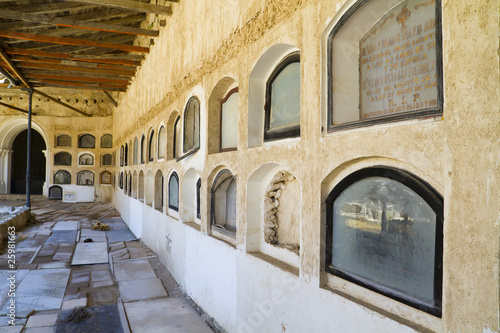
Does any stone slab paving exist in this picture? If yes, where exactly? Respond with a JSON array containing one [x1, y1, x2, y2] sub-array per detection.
[[113, 259, 157, 282], [71, 242, 108, 265], [0, 268, 71, 317], [124, 298, 213, 333], [0, 199, 215, 332], [118, 278, 168, 302]]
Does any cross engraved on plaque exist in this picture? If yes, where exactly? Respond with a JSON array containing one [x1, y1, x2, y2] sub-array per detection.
[[397, 6, 411, 30]]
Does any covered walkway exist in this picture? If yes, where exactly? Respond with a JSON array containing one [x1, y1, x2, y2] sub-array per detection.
[[0, 198, 215, 333]]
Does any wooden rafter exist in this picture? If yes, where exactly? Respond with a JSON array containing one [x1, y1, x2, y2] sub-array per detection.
[[16, 61, 136, 76], [10, 56, 135, 71], [25, 73, 130, 85], [30, 79, 127, 91], [4, 48, 141, 66], [0, 48, 32, 88], [0, 9, 159, 37], [0, 30, 149, 53], [61, 0, 175, 15]]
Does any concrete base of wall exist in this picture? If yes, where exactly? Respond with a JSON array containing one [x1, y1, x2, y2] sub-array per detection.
[[0, 208, 31, 250]]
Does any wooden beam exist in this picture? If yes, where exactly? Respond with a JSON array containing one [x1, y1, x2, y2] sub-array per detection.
[[30, 78, 127, 90], [0, 48, 32, 88], [0, 30, 149, 53], [0, 9, 159, 37], [4, 48, 140, 66], [11, 56, 135, 71], [31, 81, 126, 92], [33, 89, 91, 117], [26, 73, 130, 85], [61, 0, 174, 15], [0, 101, 29, 114], [16, 61, 136, 76], [103, 90, 118, 107]]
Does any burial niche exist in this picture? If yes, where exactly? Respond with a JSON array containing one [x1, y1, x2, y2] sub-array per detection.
[[264, 170, 300, 254], [325, 167, 443, 316], [211, 170, 237, 236], [77, 170, 94, 186]]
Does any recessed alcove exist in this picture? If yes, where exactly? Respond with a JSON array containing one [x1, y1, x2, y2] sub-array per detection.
[[246, 163, 301, 269], [181, 168, 200, 225], [146, 170, 154, 206]]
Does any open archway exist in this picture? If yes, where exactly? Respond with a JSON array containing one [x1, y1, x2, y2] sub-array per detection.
[[11, 129, 46, 194]]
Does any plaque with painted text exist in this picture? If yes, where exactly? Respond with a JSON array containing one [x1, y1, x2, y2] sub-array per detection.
[[360, 0, 440, 120]]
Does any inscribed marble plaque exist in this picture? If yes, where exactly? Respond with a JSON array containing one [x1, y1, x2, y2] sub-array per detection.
[[360, 0, 438, 119]]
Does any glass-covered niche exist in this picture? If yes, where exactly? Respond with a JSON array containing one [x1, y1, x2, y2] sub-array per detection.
[[183, 97, 200, 153], [101, 134, 112, 148], [100, 171, 112, 185], [77, 170, 94, 186], [327, 0, 442, 131], [265, 53, 301, 141], [325, 167, 443, 316], [211, 170, 237, 236], [54, 170, 71, 184], [168, 172, 179, 211], [78, 134, 95, 148], [79, 153, 94, 166], [220, 88, 238, 151], [54, 152, 71, 166], [56, 134, 71, 147]]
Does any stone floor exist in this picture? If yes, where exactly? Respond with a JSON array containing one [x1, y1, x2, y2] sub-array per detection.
[[0, 198, 214, 333]]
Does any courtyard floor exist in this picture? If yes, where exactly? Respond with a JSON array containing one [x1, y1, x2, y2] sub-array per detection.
[[0, 197, 214, 333]]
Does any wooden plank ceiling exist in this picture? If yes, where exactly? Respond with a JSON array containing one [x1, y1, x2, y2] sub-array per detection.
[[0, 0, 175, 95]]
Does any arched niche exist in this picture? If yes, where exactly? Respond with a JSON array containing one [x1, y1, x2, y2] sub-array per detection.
[[247, 163, 301, 269], [145, 169, 154, 206], [248, 44, 300, 148], [154, 170, 164, 212], [181, 167, 200, 224], [208, 76, 238, 154], [166, 111, 180, 160]]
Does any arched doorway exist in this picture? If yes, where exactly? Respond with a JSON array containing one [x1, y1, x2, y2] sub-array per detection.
[[11, 129, 46, 194]]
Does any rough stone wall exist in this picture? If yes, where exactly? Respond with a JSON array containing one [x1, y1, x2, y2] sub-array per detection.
[[110, 0, 498, 331]]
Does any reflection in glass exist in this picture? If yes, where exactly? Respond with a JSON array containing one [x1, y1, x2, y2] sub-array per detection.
[[168, 173, 179, 211], [54, 170, 71, 184], [79, 153, 94, 165], [54, 152, 71, 166], [270, 62, 300, 130], [77, 170, 94, 186], [79, 134, 95, 148], [221, 92, 238, 149], [101, 134, 112, 148], [56, 135, 71, 147]]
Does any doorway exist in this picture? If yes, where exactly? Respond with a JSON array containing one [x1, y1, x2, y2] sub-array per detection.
[[11, 129, 46, 194]]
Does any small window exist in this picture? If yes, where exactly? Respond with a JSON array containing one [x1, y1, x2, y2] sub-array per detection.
[[56, 134, 71, 147], [196, 178, 201, 219], [183, 97, 200, 153], [141, 134, 146, 164], [133, 137, 138, 165], [78, 134, 95, 148], [101, 153, 112, 166], [173, 117, 180, 159], [54, 152, 71, 166], [220, 88, 238, 151], [211, 170, 237, 236], [158, 126, 165, 159], [120, 145, 124, 167], [128, 172, 132, 196], [54, 170, 71, 184], [148, 130, 155, 162], [100, 171, 112, 185], [124, 143, 128, 166], [168, 172, 179, 211], [325, 167, 443, 316], [77, 170, 94, 186], [264, 53, 301, 141], [101, 134, 112, 148], [79, 153, 94, 166]]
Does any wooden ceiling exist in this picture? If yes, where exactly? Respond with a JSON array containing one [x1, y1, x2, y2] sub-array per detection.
[[0, 0, 175, 103]]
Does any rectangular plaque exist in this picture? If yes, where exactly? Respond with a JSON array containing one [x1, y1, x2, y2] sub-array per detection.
[[360, 0, 439, 119]]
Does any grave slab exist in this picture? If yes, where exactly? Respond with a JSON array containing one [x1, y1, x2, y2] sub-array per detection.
[[118, 278, 167, 302], [46, 231, 77, 244], [106, 229, 136, 243], [0, 270, 29, 312], [124, 298, 212, 333], [113, 259, 156, 282], [0, 269, 71, 317], [25, 313, 58, 327], [53, 221, 78, 231], [56, 304, 124, 333], [71, 242, 108, 266]]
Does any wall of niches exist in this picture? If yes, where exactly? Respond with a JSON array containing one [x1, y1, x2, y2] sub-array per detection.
[[111, 0, 499, 332]]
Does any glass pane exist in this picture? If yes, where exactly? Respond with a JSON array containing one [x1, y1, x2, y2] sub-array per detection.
[[169, 175, 179, 209], [134, 138, 138, 165], [49, 186, 62, 199], [331, 177, 436, 304], [149, 131, 154, 160], [141, 136, 145, 163], [54, 152, 71, 166], [54, 171, 71, 184], [221, 92, 238, 149], [101, 172, 112, 184], [78, 171, 94, 186], [56, 135, 71, 147], [184, 98, 199, 152], [101, 134, 112, 148], [270, 62, 300, 130], [79, 134, 95, 148], [158, 127, 165, 158], [79, 154, 93, 165], [225, 179, 237, 231], [102, 154, 112, 166]]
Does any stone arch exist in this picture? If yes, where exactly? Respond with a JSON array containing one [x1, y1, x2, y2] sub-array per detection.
[[166, 111, 180, 160]]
